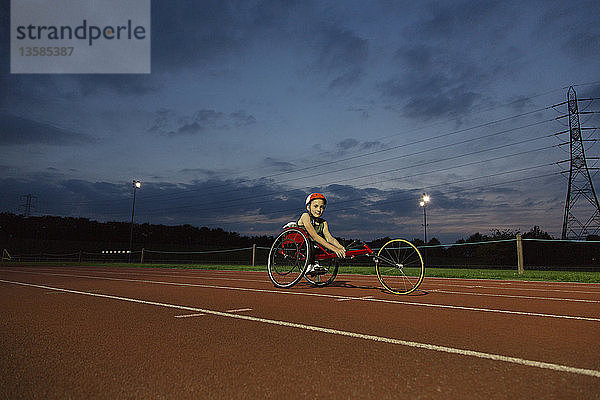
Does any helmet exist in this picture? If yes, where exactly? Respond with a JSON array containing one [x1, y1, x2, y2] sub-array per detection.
[[305, 192, 327, 206]]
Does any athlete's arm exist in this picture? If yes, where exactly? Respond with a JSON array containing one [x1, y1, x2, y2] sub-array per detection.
[[299, 213, 344, 257], [323, 221, 346, 258]]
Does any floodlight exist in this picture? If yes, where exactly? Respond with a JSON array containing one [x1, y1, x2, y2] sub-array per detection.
[[129, 179, 142, 262]]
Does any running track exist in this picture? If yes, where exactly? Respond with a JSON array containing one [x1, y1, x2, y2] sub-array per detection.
[[1, 266, 599, 399]]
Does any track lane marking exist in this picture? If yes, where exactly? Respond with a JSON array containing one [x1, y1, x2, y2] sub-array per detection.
[[424, 282, 600, 295], [1, 278, 599, 379], [174, 313, 206, 318], [424, 276, 600, 286], [336, 295, 374, 302], [428, 289, 600, 303], [2, 270, 599, 322]]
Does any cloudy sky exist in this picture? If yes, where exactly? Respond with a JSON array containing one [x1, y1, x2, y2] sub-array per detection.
[[2, 0, 600, 242]]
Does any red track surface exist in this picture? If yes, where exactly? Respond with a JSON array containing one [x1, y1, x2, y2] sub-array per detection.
[[1, 266, 599, 399]]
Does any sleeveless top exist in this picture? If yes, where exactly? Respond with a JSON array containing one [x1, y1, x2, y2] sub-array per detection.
[[297, 215, 326, 238]]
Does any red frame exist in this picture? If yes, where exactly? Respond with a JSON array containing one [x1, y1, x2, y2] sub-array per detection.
[[282, 227, 374, 261]]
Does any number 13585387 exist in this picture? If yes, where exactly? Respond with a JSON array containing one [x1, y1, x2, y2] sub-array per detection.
[[19, 47, 74, 56]]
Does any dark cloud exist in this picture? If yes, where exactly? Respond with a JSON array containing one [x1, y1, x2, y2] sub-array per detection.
[[563, 32, 600, 59], [151, 0, 244, 70], [377, 2, 524, 121], [150, 0, 308, 72], [347, 106, 369, 118], [148, 108, 256, 136], [0, 176, 132, 218], [395, 44, 435, 72], [175, 122, 203, 135], [505, 95, 536, 113], [230, 110, 257, 127], [337, 138, 360, 151], [416, 1, 508, 42], [146, 109, 176, 134], [535, 0, 600, 59], [313, 26, 368, 90], [151, 0, 367, 88], [0, 168, 560, 241], [381, 42, 492, 120], [334, 138, 386, 155], [194, 109, 225, 126], [580, 84, 600, 100], [0, 113, 96, 146], [403, 88, 482, 120], [0, 71, 158, 112], [179, 168, 227, 180], [362, 141, 382, 150], [263, 157, 296, 172], [315, 27, 367, 72]]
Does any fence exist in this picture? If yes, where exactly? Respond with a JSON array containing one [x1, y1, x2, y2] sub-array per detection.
[[415, 236, 600, 272], [1, 246, 271, 267], [2, 236, 600, 272]]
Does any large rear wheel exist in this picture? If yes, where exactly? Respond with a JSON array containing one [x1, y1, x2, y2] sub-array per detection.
[[375, 239, 424, 295], [267, 228, 310, 288]]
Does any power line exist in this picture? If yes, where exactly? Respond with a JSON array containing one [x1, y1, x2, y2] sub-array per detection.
[[133, 129, 557, 216], [129, 105, 557, 203], [136, 162, 558, 220], [17, 85, 600, 233], [62, 114, 558, 210]]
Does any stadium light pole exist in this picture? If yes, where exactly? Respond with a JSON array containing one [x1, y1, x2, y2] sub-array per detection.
[[419, 193, 430, 244], [128, 180, 141, 262]]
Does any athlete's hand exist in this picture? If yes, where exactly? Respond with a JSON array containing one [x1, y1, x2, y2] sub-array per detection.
[[334, 247, 346, 258]]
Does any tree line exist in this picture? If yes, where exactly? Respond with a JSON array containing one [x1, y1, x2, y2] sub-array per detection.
[[0, 213, 273, 254], [1, 212, 597, 270]]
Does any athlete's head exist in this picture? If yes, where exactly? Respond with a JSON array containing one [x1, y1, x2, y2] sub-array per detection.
[[305, 192, 327, 218]]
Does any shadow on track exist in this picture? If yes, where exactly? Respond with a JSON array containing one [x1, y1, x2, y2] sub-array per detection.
[[329, 280, 386, 293], [292, 280, 429, 297], [331, 281, 429, 297]]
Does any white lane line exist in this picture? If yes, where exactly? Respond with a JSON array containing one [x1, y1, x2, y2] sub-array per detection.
[[2, 270, 599, 322], [423, 276, 600, 286], [429, 289, 600, 303], [11, 267, 267, 284], [337, 296, 374, 302], [174, 313, 206, 318], [1, 278, 599, 379], [226, 308, 253, 313], [425, 282, 600, 295]]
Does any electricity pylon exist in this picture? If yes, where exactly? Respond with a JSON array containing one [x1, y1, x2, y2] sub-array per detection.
[[561, 86, 600, 239], [20, 194, 37, 218]]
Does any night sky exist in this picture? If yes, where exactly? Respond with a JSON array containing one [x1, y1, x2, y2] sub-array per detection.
[[2, 0, 600, 243]]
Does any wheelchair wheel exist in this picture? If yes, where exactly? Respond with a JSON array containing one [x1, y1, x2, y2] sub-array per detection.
[[267, 228, 311, 288], [375, 239, 424, 295], [304, 258, 339, 287]]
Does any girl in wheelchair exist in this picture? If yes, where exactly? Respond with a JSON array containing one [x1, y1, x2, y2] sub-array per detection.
[[284, 193, 346, 274]]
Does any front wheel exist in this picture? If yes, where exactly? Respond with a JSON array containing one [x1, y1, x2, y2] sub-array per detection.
[[375, 239, 424, 295]]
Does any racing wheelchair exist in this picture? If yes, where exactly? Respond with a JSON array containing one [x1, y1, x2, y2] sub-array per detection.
[[267, 226, 425, 295]]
